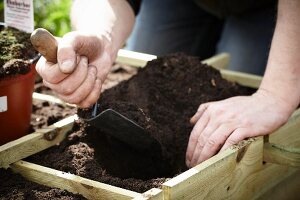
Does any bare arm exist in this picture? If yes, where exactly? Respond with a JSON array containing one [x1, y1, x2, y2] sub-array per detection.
[[36, 0, 135, 107], [71, 0, 135, 58], [186, 0, 300, 167], [260, 0, 300, 115]]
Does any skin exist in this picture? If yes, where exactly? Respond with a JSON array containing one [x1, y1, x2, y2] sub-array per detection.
[[35, 0, 135, 108], [36, 0, 300, 167], [186, 0, 300, 167]]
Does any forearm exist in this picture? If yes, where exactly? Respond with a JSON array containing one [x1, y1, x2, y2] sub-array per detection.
[[71, 0, 135, 58], [259, 0, 300, 117]]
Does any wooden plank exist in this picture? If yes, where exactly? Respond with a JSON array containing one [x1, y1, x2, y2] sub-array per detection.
[[220, 69, 262, 88], [117, 49, 230, 70], [0, 115, 77, 168], [269, 108, 300, 147], [255, 170, 300, 200], [33, 92, 75, 107], [162, 137, 268, 200], [264, 142, 300, 168], [116, 49, 157, 67], [161, 107, 300, 199], [133, 188, 163, 200], [202, 53, 230, 70], [11, 160, 139, 200]]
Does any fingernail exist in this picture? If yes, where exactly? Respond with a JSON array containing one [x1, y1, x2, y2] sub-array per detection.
[[60, 60, 75, 73], [190, 115, 197, 124]]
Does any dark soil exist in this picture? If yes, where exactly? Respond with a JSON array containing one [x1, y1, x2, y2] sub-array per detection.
[[0, 168, 86, 200], [28, 53, 255, 193], [29, 100, 76, 132], [0, 27, 37, 79]]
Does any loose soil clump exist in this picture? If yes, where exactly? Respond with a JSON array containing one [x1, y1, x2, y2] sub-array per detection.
[[28, 53, 255, 193], [0, 168, 86, 200], [0, 27, 37, 79]]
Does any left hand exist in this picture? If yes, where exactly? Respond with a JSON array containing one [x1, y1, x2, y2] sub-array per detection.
[[185, 89, 292, 168]]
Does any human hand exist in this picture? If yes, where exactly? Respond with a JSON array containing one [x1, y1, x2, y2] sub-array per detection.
[[185, 89, 292, 168], [35, 31, 114, 108]]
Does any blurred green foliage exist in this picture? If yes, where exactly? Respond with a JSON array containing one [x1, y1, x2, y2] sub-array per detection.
[[34, 0, 72, 36], [0, 0, 72, 36], [0, 1, 3, 21]]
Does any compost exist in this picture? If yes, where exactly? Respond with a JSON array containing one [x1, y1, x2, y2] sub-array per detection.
[[0, 27, 37, 79], [28, 53, 255, 193], [0, 168, 86, 200]]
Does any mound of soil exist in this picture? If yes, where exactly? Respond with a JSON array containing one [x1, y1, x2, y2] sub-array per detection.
[[28, 53, 255, 193], [0, 27, 37, 79], [0, 168, 86, 200]]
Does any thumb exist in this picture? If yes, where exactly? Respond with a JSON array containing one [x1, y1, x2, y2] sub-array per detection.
[[57, 35, 78, 74]]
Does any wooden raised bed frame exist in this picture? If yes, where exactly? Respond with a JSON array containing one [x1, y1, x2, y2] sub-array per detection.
[[0, 49, 299, 200]]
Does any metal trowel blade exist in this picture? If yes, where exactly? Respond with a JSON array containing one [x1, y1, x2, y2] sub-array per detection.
[[85, 109, 161, 151]]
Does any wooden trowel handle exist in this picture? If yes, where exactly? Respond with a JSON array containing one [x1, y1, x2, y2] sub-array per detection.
[[30, 28, 58, 63]]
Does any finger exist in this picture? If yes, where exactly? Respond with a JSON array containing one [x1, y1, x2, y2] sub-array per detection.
[[57, 35, 77, 74], [197, 123, 235, 163], [36, 56, 67, 84], [78, 78, 102, 108], [43, 57, 88, 95], [186, 111, 210, 167], [189, 120, 219, 167], [190, 103, 209, 124], [57, 66, 97, 104], [93, 50, 113, 82], [57, 32, 102, 73], [220, 128, 249, 152]]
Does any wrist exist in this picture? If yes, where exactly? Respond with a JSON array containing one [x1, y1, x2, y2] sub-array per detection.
[[254, 88, 297, 121]]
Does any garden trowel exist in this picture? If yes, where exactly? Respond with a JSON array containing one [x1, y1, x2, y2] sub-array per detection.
[[30, 28, 161, 151]]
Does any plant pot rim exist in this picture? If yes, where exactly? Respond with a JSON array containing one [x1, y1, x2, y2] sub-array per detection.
[[0, 54, 40, 83]]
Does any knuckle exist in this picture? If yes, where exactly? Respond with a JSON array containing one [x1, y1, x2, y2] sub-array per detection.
[[44, 73, 60, 84], [198, 104, 205, 111], [60, 86, 74, 95], [62, 95, 81, 104], [198, 132, 208, 144], [207, 138, 217, 148], [227, 137, 238, 145], [241, 119, 252, 127]]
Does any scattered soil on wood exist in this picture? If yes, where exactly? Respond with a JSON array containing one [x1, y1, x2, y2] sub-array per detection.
[[29, 100, 76, 132], [0, 168, 86, 200], [0, 27, 37, 79], [28, 53, 255, 193]]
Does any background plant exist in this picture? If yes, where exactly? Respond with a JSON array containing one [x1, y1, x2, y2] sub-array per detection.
[[0, 0, 72, 36]]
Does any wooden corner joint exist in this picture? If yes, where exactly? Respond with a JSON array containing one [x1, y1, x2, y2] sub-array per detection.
[[263, 135, 300, 168]]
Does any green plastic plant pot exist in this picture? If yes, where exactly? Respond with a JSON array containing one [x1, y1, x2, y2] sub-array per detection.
[[0, 63, 36, 145]]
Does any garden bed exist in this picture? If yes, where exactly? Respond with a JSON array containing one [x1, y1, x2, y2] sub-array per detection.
[[26, 53, 255, 193], [1, 51, 299, 200]]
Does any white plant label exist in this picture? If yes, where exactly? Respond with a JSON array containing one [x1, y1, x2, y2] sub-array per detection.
[[0, 96, 8, 112], [4, 0, 34, 33]]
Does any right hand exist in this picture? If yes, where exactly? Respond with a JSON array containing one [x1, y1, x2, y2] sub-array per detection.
[[36, 31, 115, 108]]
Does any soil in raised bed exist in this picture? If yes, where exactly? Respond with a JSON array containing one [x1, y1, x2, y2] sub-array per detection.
[[28, 53, 255, 193], [0, 168, 86, 200], [0, 27, 37, 79]]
